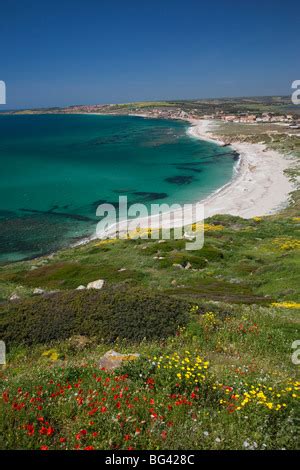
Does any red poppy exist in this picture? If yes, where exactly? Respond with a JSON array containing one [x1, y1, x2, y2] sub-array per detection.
[[26, 424, 34, 436], [40, 445, 49, 450], [47, 426, 55, 436]]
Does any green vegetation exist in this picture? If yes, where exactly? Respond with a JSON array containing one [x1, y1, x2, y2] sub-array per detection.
[[0, 212, 299, 450], [1, 215, 299, 303], [0, 303, 299, 450], [0, 288, 189, 346]]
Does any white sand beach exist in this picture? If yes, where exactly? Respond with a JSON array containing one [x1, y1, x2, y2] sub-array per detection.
[[188, 119, 295, 219]]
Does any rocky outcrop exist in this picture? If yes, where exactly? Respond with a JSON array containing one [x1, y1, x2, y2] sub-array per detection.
[[87, 279, 105, 290], [99, 350, 140, 371]]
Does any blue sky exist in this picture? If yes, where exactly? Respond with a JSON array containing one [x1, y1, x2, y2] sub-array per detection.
[[1, 0, 300, 108]]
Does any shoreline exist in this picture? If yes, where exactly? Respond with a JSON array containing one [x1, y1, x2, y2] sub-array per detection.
[[75, 117, 295, 245], [187, 119, 295, 219]]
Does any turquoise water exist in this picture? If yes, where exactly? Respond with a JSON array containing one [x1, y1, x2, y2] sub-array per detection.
[[0, 114, 237, 262]]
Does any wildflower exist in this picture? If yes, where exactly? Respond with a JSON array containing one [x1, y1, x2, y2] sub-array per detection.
[[40, 445, 49, 450], [271, 301, 300, 309], [26, 424, 34, 436], [47, 426, 55, 436], [161, 430, 167, 440]]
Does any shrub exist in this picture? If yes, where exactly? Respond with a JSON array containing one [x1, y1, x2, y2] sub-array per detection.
[[0, 287, 189, 348]]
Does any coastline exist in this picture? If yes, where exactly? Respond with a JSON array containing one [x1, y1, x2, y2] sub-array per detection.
[[187, 119, 295, 219], [76, 117, 295, 245]]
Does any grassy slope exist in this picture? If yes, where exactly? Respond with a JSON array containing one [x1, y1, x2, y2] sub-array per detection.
[[0, 214, 299, 303]]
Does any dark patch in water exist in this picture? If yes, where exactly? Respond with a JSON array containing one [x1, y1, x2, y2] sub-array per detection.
[[91, 199, 108, 209], [171, 162, 201, 167], [175, 165, 202, 173], [47, 205, 60, 212], [0, 216, 71, 259], [0, 210, 16, 218], [165, 175, 195, 185], [20, 208, 95, 222], [133, 191, 168, 201], [113, 189, 135, 194]]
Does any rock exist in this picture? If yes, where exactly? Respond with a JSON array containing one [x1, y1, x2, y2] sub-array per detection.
[[87, 279, 105, 290], [172, 263, 184, 269], [76, 285, 86, 290], [33, 288, 45, 295], [171, 279, 177, 286], [185, 262, 192, 270], [158, 240, 166, 243], [99, 350, 140, 371], [10, 293, 20, 301], [118, 268, 126, 272]]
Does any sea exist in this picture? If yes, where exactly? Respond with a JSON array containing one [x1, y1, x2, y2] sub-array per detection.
[[0, 114, 237, 262]]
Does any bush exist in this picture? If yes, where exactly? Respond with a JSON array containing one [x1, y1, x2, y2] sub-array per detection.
[[0, 287, 189, 348]]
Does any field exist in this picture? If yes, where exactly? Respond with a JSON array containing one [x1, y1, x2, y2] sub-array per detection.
[[0, 210, 299, 450]]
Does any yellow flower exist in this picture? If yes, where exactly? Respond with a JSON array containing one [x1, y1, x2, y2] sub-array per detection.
[[271, 301, 300, 309], [272, 237, 300, 250]]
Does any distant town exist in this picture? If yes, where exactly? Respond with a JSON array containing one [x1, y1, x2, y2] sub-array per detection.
[[4, 95, 300, 129]]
